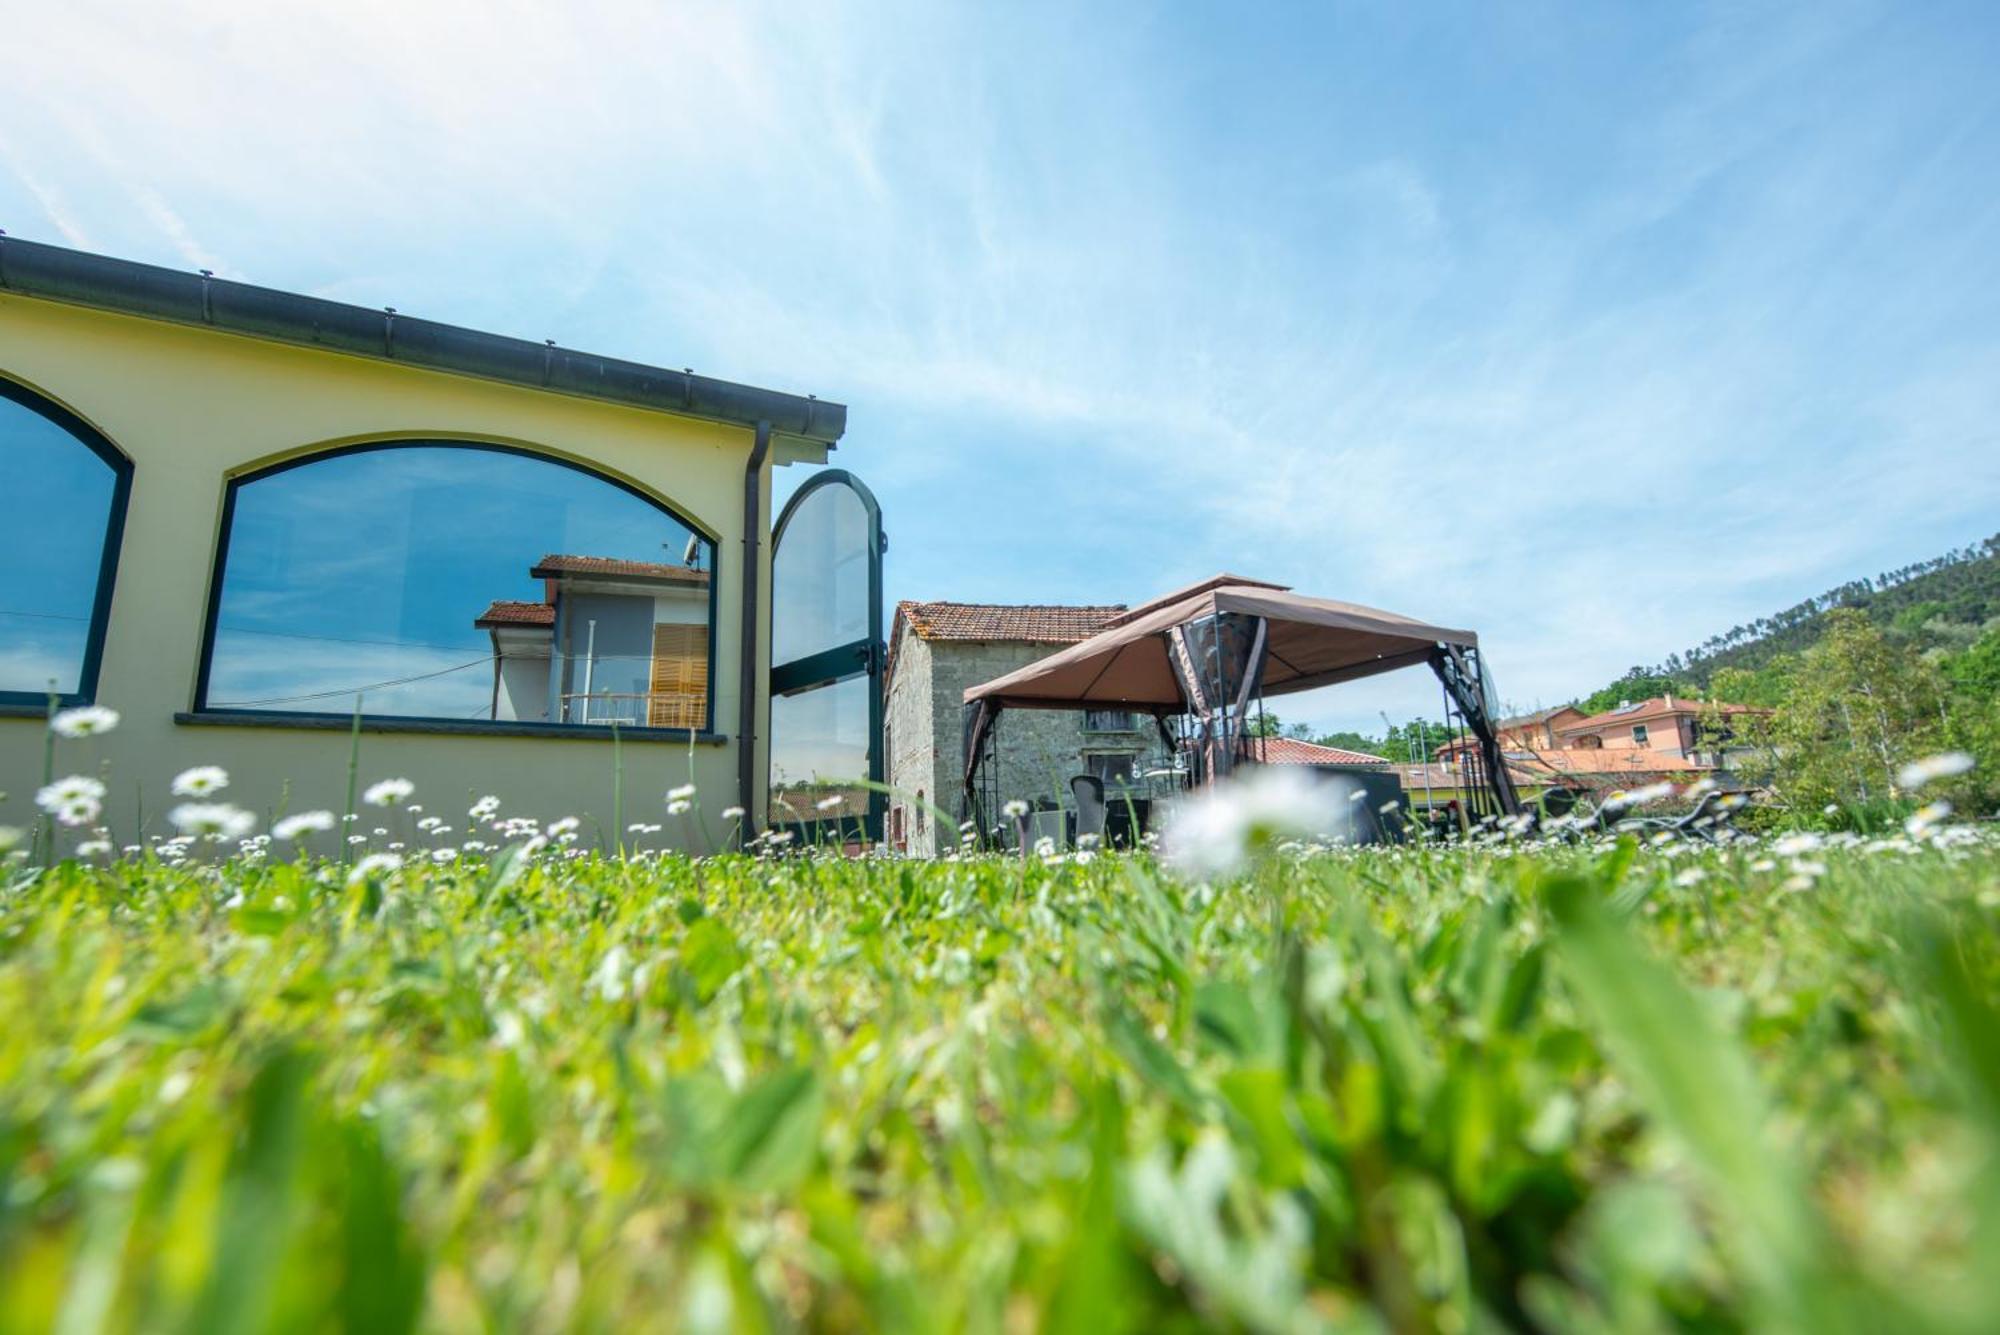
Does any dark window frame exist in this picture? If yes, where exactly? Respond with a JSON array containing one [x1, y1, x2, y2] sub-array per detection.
[[0, 375, 134, 710], [190, 438, 721, 738]]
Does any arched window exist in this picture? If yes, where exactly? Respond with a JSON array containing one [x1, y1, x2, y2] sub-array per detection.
[[197, 442, 716, 731], [769, 470, 884, 832], [0, 378, 132, 707]]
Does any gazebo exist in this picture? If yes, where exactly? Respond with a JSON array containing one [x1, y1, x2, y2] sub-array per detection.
[[959, 575, 1520, 835]]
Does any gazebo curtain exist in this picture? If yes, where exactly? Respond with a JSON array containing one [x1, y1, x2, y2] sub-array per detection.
[[1165, 612, 1268, 783]]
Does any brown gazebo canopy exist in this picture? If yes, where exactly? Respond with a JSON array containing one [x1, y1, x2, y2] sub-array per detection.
[[959, 575, 1519, 829], [964, 580, 1478, 709]]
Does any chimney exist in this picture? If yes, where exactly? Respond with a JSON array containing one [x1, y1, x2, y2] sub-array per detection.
[[1665, 692, 1673, 708]]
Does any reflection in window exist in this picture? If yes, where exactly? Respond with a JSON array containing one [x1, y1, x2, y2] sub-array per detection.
[[0, 381, 128, 702], [203, 443, 714, 728], [772, 481, 871, 665], [770, 675, 871, 823]]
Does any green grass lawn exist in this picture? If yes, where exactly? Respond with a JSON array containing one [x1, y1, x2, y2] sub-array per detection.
[[2, 836, 1997, 1332]]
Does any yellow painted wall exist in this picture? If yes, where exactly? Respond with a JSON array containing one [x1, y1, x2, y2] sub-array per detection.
[[0, 293, 777, 852]]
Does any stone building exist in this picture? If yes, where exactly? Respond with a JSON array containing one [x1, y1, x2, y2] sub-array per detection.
[[884, 601, 1174, 855]]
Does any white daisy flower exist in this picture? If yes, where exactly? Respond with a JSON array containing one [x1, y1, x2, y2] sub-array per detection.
[[1002, 799, 1030, 819], [815, 795, 844, 811], [363, 777, 415, 807], [169, 803, 256, 840], [1896, 753, 1974, 791], [667, 783, 698, 801], [272, 810, 337, 841], [1906, 801, 1953, 840], [51, 706, 119, 738], [171, 766, 230, 797], [347, 851, 403, 883], [1162, 768, 1347, 880], [720, 806, 746, 821], [1604, 781, 1675, 809], [37, 775, 106, 812]]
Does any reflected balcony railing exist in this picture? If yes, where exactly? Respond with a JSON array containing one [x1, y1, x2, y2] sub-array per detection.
[[558, 691, 705, 729]]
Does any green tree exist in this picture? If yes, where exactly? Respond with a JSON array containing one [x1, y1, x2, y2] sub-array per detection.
[[1942, 624, 2000, 698], [1936, 626, 2000, 812], [1768, 610, 1946, 812], [1315, 729, 1389, 756], [1578, 669, 1696, 716]]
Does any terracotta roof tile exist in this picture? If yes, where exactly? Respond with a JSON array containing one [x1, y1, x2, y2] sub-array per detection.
[[475, 600, 556, 629], [898, 600, 1128, 644], [1251, 736, 1390, 767], [530, 554, 710, 584]]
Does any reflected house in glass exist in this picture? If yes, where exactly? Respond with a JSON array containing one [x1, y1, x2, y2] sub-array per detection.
[[473, 555, 712, 728], [0, 237, 879, 849]]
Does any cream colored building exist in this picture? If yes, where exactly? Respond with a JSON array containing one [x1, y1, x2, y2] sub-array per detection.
[[0, 237, 884, 852]]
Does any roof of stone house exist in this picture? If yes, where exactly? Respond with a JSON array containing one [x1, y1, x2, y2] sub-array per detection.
[[529, 554, 711, 584], [1251, 737, 1390, 767], [475, 600, 557, 629], [1558, 695, 1765, 732], [897, 600, 1129, 644]]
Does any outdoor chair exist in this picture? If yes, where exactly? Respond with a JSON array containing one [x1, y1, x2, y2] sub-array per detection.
[[1070, 775, 1107, 844]]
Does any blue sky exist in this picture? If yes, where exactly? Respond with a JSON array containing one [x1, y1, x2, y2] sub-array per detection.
[[5, 0, 1997, 734]]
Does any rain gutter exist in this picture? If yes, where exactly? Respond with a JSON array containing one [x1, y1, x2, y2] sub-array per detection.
[[738, 421, 771, 829]]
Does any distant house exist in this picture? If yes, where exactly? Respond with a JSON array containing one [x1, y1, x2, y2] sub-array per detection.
[[1438, 694, 1771, 795], [1550, 695, 1764, 760], [1494, 705, 1588, 750], [475, 554, 711, 728]]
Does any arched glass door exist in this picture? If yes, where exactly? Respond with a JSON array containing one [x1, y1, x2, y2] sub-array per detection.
[[769, 470, 884, 838]]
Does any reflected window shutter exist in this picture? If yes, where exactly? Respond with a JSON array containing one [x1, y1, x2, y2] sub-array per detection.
[[650, 624, 710, 729]]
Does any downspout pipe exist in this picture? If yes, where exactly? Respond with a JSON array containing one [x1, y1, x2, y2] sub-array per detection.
[[738, 421, 772, 834]]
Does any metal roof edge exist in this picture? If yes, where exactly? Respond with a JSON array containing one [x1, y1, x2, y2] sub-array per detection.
[[0, 234, 846, 444]]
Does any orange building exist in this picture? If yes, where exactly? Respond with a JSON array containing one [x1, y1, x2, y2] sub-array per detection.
[[1440, 694, 1770, 793]]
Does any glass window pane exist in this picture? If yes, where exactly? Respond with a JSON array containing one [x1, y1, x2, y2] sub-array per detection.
[[0, 392, 120, 697], [770, 674, 870, 823], [773, 483, 871, 664], [205, 443, 714, 727]]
